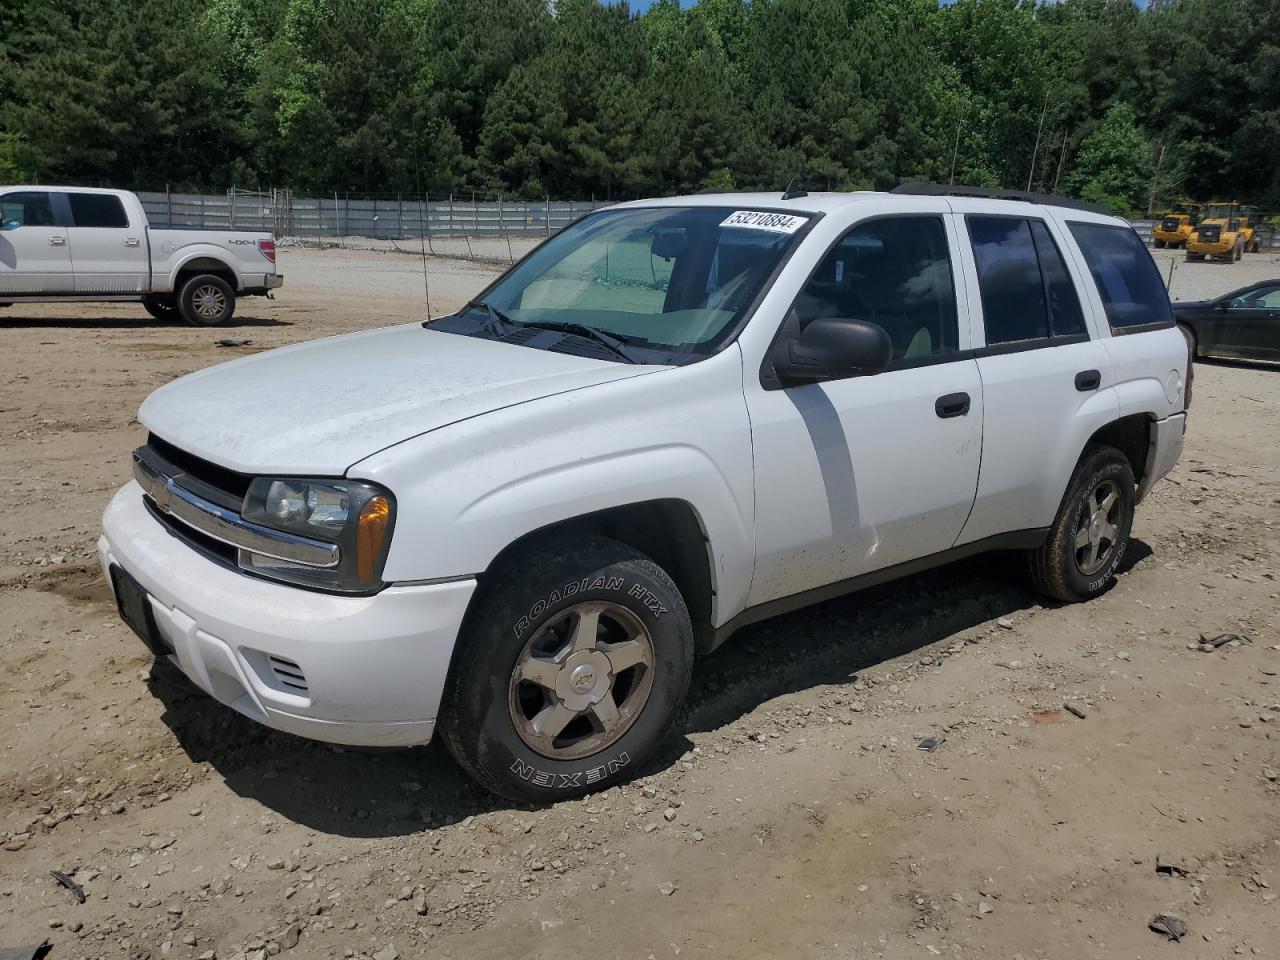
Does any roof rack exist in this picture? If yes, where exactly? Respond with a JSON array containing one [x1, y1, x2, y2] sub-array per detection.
[[890, 182, 1114, 216]]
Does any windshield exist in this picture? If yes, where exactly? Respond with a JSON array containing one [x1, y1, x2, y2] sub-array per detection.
[[432, 206, 810, 362]]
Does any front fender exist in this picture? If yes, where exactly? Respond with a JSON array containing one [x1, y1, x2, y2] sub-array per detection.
[[349, 350, 757, 625]]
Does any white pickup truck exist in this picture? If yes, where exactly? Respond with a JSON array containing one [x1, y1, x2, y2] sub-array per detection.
[[0, 186, 282, 324], [99, 185, 1188, 802]]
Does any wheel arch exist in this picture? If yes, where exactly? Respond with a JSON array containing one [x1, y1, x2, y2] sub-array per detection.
[[1080, 412, 1155, 501], [473, 499, 717, 654], [170, 252, 241, 292]]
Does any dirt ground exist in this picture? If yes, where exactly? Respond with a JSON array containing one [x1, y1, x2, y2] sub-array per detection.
[[1, 244, 1278, 960]]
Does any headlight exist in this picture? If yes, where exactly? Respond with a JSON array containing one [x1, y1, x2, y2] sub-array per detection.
[[241, 477, 395, 593]]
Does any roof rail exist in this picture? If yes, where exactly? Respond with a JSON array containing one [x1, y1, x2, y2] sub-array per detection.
[[890, 182, 1114, 217]]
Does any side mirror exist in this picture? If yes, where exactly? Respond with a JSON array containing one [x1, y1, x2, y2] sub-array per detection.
[[773, 317, 893, 385]]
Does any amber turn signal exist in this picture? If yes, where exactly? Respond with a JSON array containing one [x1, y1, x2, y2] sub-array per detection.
[[356, 495, 391, 583]]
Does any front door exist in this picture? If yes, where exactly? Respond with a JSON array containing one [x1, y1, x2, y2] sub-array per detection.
[[0, 190, 73, 294], [62, 191, 149, 293], [1221, 283, 1280, 360], [745, 212, 983, 607]]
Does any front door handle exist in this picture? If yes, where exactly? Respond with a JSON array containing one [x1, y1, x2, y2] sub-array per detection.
[[935, 392, 971, 418], [49, 235, 66, 246], [1075, 369, 1101, 392], [124, 237, 140, 247]]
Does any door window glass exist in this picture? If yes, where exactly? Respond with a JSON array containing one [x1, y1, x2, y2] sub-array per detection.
[[0, 192, 55, 227], [1067, 222, 1173, 329], [967, 217, 1048, 343], [792, 216, 958, 362], [68, 193, 129, 229], [1229, 285, 1280, 309], [1029, 220, 1085, 336]]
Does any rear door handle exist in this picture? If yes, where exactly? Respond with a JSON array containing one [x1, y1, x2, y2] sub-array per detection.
[[49, 235, 66, 246], [1075, 369, 1101, 392], [124, 237, 140, 247], [935, 392, 971, 418]]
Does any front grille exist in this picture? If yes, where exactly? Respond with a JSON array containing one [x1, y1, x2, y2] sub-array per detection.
[[1198, 225, 1222, 243], [268, 655, 309, 694], [147, 433, 251, 501], [143, 496, 237, 566]]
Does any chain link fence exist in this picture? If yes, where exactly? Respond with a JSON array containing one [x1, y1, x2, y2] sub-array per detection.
[[137, 188, 1280, 255]]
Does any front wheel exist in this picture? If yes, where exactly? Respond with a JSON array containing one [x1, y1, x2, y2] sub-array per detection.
[[177, 274, 236, 326], [440, 537, 694, 802], [1023, 445, 1136, 603]]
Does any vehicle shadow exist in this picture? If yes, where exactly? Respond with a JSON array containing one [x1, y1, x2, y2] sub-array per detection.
[[0, 314, 290, 330], [146, 539, 1155, 838]]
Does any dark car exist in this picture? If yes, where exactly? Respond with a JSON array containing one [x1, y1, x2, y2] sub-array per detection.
[[1174, 280, 1280, 361]]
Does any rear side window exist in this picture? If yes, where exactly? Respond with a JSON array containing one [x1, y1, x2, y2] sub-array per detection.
[[69, 193, 129, 229], [792, 216, 958, 362], [1029, 220, 1085, 337], [1067, 222, 1173, 330], [967, 217, 1048, 343], [0, 191, 55, 227]]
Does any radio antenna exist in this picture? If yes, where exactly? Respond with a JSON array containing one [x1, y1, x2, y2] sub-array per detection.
[[411, 116, 433, 322]]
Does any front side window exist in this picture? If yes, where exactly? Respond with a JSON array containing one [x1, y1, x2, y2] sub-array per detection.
[[792, 216, 958, 362], [432, 206, 809, 362], [1067, 221, 1173, 330], [1228, 285, 1280, 309], [0, 191, 55, 228], [69, 192, 129, 229]]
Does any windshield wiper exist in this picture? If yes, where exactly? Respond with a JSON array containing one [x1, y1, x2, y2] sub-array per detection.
[[517, 320, 643, 364], [467, 300, 518, 335]]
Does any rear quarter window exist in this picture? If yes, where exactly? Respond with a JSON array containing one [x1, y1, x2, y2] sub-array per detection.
[[1067, 222, 1173, 331]]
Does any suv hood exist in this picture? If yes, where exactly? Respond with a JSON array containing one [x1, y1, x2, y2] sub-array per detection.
[[140, 324, 657, 475]]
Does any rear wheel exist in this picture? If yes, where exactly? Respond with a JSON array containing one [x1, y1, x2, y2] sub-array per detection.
[[1023, 445, 1136, 603], [440, 537, 694, 802], [177, 274, 236, 326], [1154, 239, 1166, 249], [142, 294, 179, 322]]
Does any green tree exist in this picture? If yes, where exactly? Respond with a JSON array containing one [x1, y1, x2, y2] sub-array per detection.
[[1066, 103, 1153, 216]]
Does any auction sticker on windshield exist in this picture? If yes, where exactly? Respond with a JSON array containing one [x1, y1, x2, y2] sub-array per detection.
[[720, 210, 806, 234]]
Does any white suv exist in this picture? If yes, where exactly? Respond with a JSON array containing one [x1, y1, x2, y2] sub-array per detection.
[[99, 186, 1189, 801]]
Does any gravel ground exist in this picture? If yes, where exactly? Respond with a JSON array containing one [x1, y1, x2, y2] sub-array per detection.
[[1, 245, 1278, 960]]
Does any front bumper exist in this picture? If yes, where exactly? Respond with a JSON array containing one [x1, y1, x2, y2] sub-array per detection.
[[1187, 242, 1231, 256], [100, 482, 475, 747]]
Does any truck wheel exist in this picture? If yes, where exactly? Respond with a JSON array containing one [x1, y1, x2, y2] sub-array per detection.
[[177, 274, 236, 326], [142, 294, 179, 322], [440, 537, 694, 802], [1023, 445, 1135, 603]]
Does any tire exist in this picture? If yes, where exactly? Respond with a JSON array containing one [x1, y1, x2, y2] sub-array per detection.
[[1154, 239, 1165, 249], [1185, 252, 1204, 262], [1023, 445, 1136, 603], [1178, 322, 1198, 360], [439, 537, 694, 803], [142, 294, 179, 322], [177, 274, 236, 326]]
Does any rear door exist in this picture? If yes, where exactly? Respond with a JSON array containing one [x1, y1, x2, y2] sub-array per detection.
[[63, 191, 149, 293], [952, 207, 1112, 546], [0, 190, 74, 294]]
